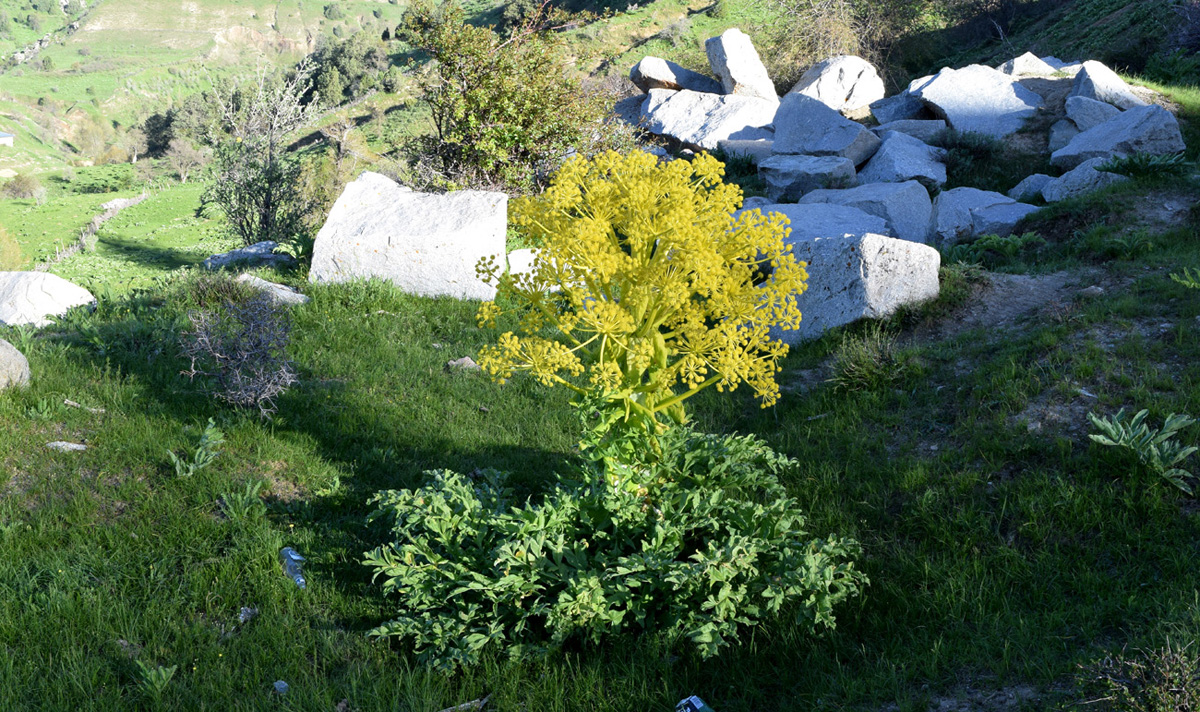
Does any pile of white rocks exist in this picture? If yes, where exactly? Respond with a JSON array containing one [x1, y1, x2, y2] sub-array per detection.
[[614, 35, 1186, 341], [305, 40, 1186, 347]]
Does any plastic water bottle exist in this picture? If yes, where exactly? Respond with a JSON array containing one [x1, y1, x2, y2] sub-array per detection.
[[676, 696, 716, 712], [280, 547, 306, 589]]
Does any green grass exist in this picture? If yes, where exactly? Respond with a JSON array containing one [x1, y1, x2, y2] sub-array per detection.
[[4, 235, 1200, 708], [49, 181, 241, 294]]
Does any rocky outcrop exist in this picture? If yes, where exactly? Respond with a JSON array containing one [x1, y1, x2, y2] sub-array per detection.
[[912, 65, 1043, 138], [738, 202, 891, 242], [1041, 158, 1130, 203], [799, 181, 933, 244], [998, 52, 1058, 77], [640, 89, 776, 150], [932, 188, 1017, 247], [855, 131, 947, 190], [873, 120, 947, 143], [1007, 174, 1054, 201], [717, 139, 774, 164], [971, 202, 1040, 237], [0, 272, 95, 327], [630, 57, 723, 94], [310, 172, 506, 301], [705, 29, 778, 102], [775, 233, 940, 343], [1070, 61, 1146, 110], [772, 93, 881, 164], [787, 55, 885, 113], [758, 154, 856, 202], [1065, 96, 1121, 132], [1050, 104, 1186, 170]]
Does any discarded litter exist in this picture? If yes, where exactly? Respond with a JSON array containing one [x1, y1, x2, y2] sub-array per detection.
[[676, 696, 716, 712], [280, 547, 306, 589], [273, 680, 289, 695], [45, 441, 87, 452], [238, 606, 259, 624], [437, 695, 490, 712]]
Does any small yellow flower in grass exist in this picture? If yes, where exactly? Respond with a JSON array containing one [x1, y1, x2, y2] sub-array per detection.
[[476, 149, 807, 427]]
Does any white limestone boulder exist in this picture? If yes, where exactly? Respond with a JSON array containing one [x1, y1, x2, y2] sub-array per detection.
[[1065, 96, 1121, 131], [203, 241, 295, 270], [856, 131, 947, 190], [309, 172, 506, 301], [0, 272, 96, 327], [0, 338, 30, 390], [971, 202, 1040, 237], [799, 181, 933, 244], [932, 188, 1016, 247], [1008, 174, 1054, 201], [640, 89, 776, 150], [717, 139, 774, 164], [998, 52, 1058, 77], [507, 248, 538, 279], [913, 65, 1044, 138], [1070, 61, 1146, 110], [630, 56, 723, 94], [772, 93, 881, 164], [775, 233, 940, 343], [705, 29, 778, 102], [787, 55, 885, 112], [758, 154, 856, 202], [1049, 119, 1080, 153], [234, 274, 310, 306], [1041, 157, 1130, 203], [736, 202, 891, 241], [873, 120, 948, 143], [869, 92, 926, 124], [1050, 104, 1186, 170]]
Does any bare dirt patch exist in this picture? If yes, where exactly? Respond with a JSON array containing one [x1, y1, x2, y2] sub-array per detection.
[[881, 684, 1041, 712], [908, 270, 1093, 344]]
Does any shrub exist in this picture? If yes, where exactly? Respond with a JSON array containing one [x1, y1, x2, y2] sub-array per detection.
[[476, 151, 807, 444], [2, 172, 43, 199], [180, 292, 298, 416], [1081, 643, 1200, 712], [363, 426, 867, 670], [397, 1, 611, 190], [945, 231, 1046, 269]]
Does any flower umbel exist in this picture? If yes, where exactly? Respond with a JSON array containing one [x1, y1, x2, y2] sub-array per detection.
[[477, 150, 807, 428]]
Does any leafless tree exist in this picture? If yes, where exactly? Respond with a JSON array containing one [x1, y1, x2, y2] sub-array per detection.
[[202, 61, 321, 246]]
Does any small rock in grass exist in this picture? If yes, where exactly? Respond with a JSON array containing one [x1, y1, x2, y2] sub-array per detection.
[[273, 680, 289, 695], [0, 338, 31, 390], [46, 441, 87, 452], [234, 274, 310, 306], [1078, 286, 1104, 298], [445, 357, 481, 372], [203, 241, 295, 271]]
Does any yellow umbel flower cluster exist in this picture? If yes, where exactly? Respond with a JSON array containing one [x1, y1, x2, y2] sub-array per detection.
[[476, 150, 807, 425]]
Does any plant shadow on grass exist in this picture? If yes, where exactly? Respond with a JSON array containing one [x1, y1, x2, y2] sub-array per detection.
[[48, 279, 580, 634]]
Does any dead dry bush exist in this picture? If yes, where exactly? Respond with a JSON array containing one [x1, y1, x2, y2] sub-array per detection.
[[180, 292, 297, 416]]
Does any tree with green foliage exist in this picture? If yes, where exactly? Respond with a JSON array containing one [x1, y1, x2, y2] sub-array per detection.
[[202, 62, 320, 247], [397, 0, 609, 190], [308, 30, 390, 105]]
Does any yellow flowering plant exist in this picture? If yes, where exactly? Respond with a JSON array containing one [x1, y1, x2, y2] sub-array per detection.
[[476, 150, 807, 438]]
